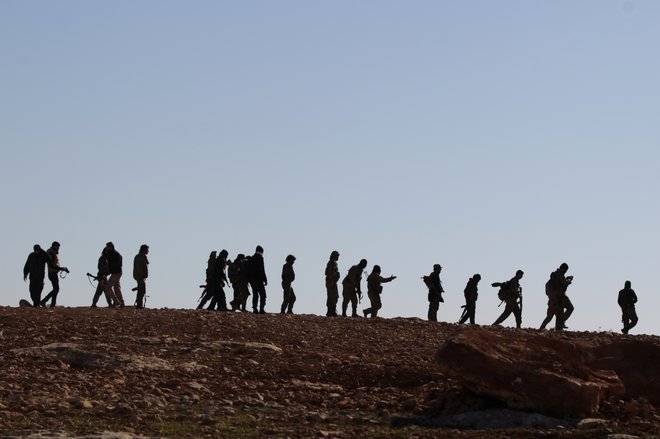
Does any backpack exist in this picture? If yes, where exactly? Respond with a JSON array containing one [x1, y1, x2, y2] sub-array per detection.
[[492, 281, 508, 301]]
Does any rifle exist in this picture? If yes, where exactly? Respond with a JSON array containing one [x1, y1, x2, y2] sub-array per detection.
[[518, 286, 523, 322], [198, 284, 208, 302], [458, 305, 468, 323], [86, 272, 99, 282]]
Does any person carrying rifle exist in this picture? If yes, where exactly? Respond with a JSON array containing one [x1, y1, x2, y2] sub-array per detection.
[[91, 246, 115, 307], [41, 241, 70, 308], [228, 254, 250, 311], [492, 270, 524, 328], [133, 244, 149, 309], [540, 263, 573, 331], [341, 259, 367, 317], [458, 274, 481, 325], [423, 264, 444, 322], [197, 251, 217, 309]]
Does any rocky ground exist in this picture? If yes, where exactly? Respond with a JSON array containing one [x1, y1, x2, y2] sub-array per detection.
[[0, 307, 658, 438]]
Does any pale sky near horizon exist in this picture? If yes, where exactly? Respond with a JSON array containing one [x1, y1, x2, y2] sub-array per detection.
[[2, 1, 659, 335]]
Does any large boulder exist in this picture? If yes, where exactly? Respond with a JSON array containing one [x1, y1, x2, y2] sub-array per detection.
[[436, 328, 626, 417]]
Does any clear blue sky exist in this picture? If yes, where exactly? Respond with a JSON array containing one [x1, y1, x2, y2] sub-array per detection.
[[2, 1, 658, 334]]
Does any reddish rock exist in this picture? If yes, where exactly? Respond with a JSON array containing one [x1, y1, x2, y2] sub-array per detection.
[[436, 327, 625, 416]]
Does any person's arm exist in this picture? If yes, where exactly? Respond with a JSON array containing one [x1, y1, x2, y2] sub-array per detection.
[[260, 258, 267, 285], [23, 255, 31, 280], [382, 275, 396, 283]]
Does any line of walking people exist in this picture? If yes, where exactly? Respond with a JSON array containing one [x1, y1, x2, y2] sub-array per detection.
[[23, 243, 640, 335], [23, 241, 150, 310]]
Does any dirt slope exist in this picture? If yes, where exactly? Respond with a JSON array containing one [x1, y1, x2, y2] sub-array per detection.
[[0, 307, 657, 438]]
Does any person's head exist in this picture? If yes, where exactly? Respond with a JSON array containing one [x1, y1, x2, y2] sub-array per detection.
[[330, 250, 340, 261], [474, 274, 481, 282], [256, 245, 264, 254], [140, 244, 149, 254], [219, 249, 228, 259], [209, 250, 217, 261], [516, 269, 524, 279], [51, 241, 60, 253], [433, 264, 442, 273], [286, 254, 296, 264], [372, 265, 381, 274], [625, 280, 632, 289], [235, 254, 245, 261], [33, 244, 42, 252], [358, 259, 368, 269], [559, 263, 569, 273], [105, 242, 115, 251]]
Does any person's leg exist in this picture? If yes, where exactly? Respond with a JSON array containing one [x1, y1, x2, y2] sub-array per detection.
[[30, 279, 44, 307], [561, 296, 574, 326], [135, 278, 146, 308], [428, 300, 439, 321], [493, 302, 514, 326], [258, 283, 267, 313]]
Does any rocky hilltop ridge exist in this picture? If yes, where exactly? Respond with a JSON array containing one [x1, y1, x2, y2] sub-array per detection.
[[0, 307, 658, 438]]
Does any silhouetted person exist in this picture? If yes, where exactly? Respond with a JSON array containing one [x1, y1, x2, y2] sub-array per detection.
[[618, 280, 638, 334], [280, 255, 296, 314], [459, 274, 481, 325], [197, 251, 217, 309], [540, 263, 573, 331], [104, 242, 125, 307], [133, 244, 149, 309], [492, 270, 524, 328], [228, 254, 250, 311], [363, 265, 396, 318], [325, 251, 340, 317], [23, 244, 50, 307], [41, 241, 69, 307], [91, 247, 114, 307], [342, 259, 367, 317], [248, 245, 267, 314], [424, 264, 444, 322], [207, 249, 229, 311]]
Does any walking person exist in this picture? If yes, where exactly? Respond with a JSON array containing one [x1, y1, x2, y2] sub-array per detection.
[[248, 245, 267, 314], [539, 263, 573, 331], [492, 270, 524, 328], [280, 255, 296, 314], [133, 244, 149, 309], [91, 247, 114, 307], [104, 242, 125, 308], [458, 274, 481, 325], [41, 241, 69, 307], [228, 254, 250, 311], [23, 244, 51, 307], [424, 264, 444, 322], [208, 249, 229, 311], [362, 265, 396, 318], [618, 280, 638, 334], [341, 259, 367, 317], [197, 251, 217, 310], [325, 251, 340, 317]]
